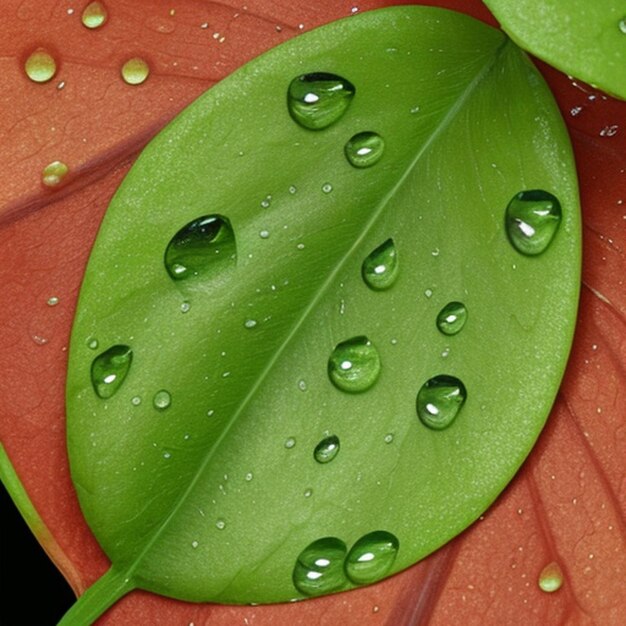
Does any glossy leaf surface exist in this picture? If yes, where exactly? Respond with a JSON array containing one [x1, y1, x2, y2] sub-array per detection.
[[483, 0, 626, 99], [65, 5, 579, 613]]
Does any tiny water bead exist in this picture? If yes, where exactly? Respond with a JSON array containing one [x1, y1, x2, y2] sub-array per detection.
[[42, 161, 68, 187], [153, 390, 171, 410], [361, 239, 398, 291], [164, 215, 235, 281], [284, 437, 296, 449], [47, 296, 59, 306], [91, 345, 133, 399], [215, 519, 226, 530], [538, 561, 564, 593], [416, 375, 467, 430], [293, 537, 348, 596], [345, 531, 399, 585], [121, 57, 150, 85], [86, 337, 99, 350], [345, 132, 385, 168], [322, 183, 333, 194], [244, 319, 258, 329], [287, 73, 355, 130], [505, 190, 562, 256], [81, 1, 108, 29], [314, 435, 340, 464], [328, 336, 381, 393], [436, 301, 468, 336], [24, 49, 57, 83]]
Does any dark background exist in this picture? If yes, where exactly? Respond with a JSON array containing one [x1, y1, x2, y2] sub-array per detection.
[[0, 484, 75, 626]]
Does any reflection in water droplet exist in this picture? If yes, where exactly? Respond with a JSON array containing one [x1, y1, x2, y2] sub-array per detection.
[[91, 345, 132, 399], [42, 161, 69, 187], [304, 488, 313, 498], [538, 561, 564, 593], [284, 437, 296, 449], [328, 336, 381, 393], [293, 537, 348, 596], [153, 390, 171, 410], [25, 49, 57, 83], [345, 132, 385, 168], [345, 531, 399, 584], [362, 239, 398, 290], [505, 190, 562, 255], [121, 57, 150, 85], [165, 215, 235, 281], [436, 302, 467, 336], [81, 1, 108, 28], [287, 73, 355, 130], [619, 17, 626, 34], [314, 435, 340, 464], [416, 375, 466, 430]]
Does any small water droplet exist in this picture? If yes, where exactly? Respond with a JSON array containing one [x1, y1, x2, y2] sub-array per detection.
[[384, 433, 394, 444], [322, 183, 333, 194], [289, 185, 298, 194], [410, 105, 421, 114], [86, 337, 99, 350], [505, 190, 562, 256], [298, 379, 307, 391], [131, 396, 142, 406], [424, 288, 433, 298], [284, 437, 296, 449], [304, 488, 313, 498], [207, 409, 214, 417], [259, 229, 270, 239], [42, 161, 69, 187], [292, 537, 348, 596], [436, 302, 468, 336], [618, 17, 626, 34], [121, 57, 150, 85], [244, 319, 258, 329], [328, 336, 381, 393], [314, 435, 340, 464], [163, 451, 172, 459], [153, 389, 171, 410], [24, 49, 57, 83], [191, 540, 199, 548], [32, 335, 48, 346], [362, 239, 398, 290], [91, 345, 132, 399], [538, 561, 563, 593], [245, 472, 253, 481], [345, 132, 385, 168], [215, 519, 226, 530], [165, 215, 235, 281], [260, 195, 272, 208], [345, 531, 399, 584], [180, 301, 191, 313], [81, 1, 108, 29], [416, 375, 467, 430], [47, 296, 59, 306], [287, 73, 355, 130]]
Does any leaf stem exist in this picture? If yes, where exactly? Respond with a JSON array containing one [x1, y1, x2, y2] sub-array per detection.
[[57, 567, 134, 626]]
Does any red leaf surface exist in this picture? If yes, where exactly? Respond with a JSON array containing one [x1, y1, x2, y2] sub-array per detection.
[[1, 1, 624, 624]]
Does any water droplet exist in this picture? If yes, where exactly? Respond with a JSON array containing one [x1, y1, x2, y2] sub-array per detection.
[[91, 345, 132, 399], [245, 472, 253, 481], [303, 488, 313, 498], [260, 195, 272, 208], [618, 17, 626, 34], [259, 229, 270, 239], [215, 519, 226, 530], [163, 451, 171, 459], [47, 296, 59, 306], [322, 183, 333, 194], [287, 73, 355, 130], [81, 1, 108, 29], [384, 433, 394, 444], [328, 336, 381, 393], [153, 389, 171, 410], [345, 531, 399, 584], [24, 49, 57, 83], [42, 161, 69, 187], [289, 185, 298, 194], [298, 379, 307, 391], [87, 337, 99, 350], [361, 239, 398, 291], [180, 301, 191, 313], [345, 132, 385, 168], [131, 396, 142, 406], [284, 437, 296, 449], [314, 435, 340, 464], [293, 537, 348, 596], [32, 335, 48, 346], [410, 105, 421, 114], [436, 302, 468, 336], [505, 190, 562, 256], [191, 540, 199, 549], [121, 57, 150, 85], [164, 215, 235, 281], [416, 375, 467, 430], [538, 561, 563, 593]]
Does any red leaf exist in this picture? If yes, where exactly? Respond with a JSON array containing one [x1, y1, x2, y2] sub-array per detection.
[[0, 1, 624, 624]]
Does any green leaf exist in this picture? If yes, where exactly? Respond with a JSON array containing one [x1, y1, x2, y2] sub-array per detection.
[[64, 5, 580, 621], [483, 0, 626, 99]]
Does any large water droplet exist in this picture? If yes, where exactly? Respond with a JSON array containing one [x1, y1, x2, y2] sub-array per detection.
[[24, 49, 57, 83], [42, 161, 69, 187], [81, 1, 108, 29], [287, 73, 355, 130], [314, 435, 340, 464], [436, 301, 467, 336], [416, 375, 466, 430], [538, 561, 564, 593], [505, 190, 562, 256], [328, 336, 381, 393], [361, 239, 398, 291], [91, 345, 132, 399], [345, 132, 385, 168], [164, 215, 235, 281], [293, 537, 348, 596], [345, 531, 399, 585], [121, 57, 150, 85]]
